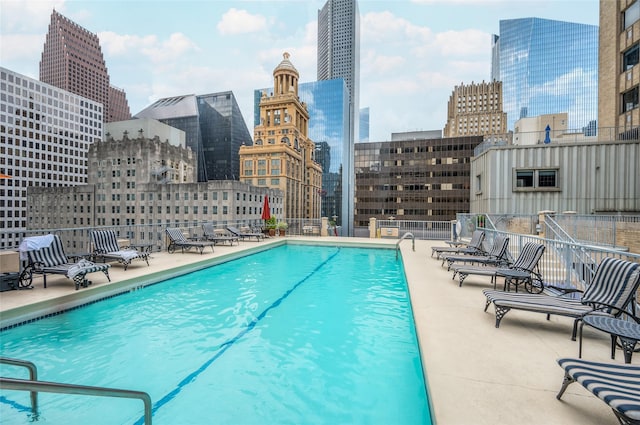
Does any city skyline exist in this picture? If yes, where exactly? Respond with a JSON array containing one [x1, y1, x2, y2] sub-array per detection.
[[1, 0, 599, 141]]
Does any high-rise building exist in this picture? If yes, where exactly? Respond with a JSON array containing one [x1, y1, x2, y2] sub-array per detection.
[[254, 78, 349, 229], [0, 67, 103, 248], [242, 53, 323, 220], [39, 10, 131, 123], [491, 18, 598, 131], [317, 0, 359, 234], [359, 107, 369, 142], [354, 135, 484, 225], [28, 129, 282, 249], [599, 0, 640, 139], [443, 80, 507, 137], [135, 91, 252, 182]]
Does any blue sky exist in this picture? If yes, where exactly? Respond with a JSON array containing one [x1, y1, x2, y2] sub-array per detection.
[[0, 0, 599, 141]]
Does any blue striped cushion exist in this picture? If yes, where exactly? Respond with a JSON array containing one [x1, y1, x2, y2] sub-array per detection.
[[166, 228, 188, 243], [28, 235, 68, 267], [582, 257, 640, 314], [558, 358, 640, 421], [91, 230, 121, 253]]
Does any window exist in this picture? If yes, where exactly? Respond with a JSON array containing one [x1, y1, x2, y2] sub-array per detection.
[[622, 87, 639, 112], [516, 170, 534, 188], [624, 1, 640, 30], [538, 170, 557, 187], [475, 174, 482, 194], [624, 44, 639, 70], [513, 169, 559, 191]]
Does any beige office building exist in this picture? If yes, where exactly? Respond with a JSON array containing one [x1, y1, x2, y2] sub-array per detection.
[[240, 53, 322, 220], [443, 80, 507, 137], [599, 0, 640, 139]]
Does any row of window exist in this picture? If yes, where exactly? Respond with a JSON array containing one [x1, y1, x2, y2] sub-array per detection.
[[475, 168, 559, 194]]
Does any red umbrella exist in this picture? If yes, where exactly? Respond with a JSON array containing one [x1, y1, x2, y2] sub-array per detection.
[[261, 195, 271, 220]]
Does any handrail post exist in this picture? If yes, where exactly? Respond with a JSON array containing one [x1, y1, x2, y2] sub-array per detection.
[[0, 377, 153, 425], [0, 357, 38, 417]]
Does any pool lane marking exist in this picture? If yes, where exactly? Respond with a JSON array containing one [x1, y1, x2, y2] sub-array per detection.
[[133, 248, 341, 425]]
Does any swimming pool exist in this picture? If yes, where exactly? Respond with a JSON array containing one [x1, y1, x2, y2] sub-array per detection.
[[1, 244, 431, 424]]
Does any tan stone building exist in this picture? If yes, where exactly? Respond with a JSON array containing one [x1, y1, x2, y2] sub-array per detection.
[[240, 53, 323, 220], [443, 80, 507, 137], [599, 0, 640, 139], [28, 133, 282, 250]]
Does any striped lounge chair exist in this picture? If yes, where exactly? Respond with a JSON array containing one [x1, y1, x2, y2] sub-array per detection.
[[483, 257, 640, 339], [226, 225, 265, 241], [453, 242, 545, 292], [201, 223, 239, 245], [431, 230, 485, 259], [90, 230, 150, 270], [556, 358, 640, 425], [21, 234, 111, 290], [441, 234, 510, 270], [165, 228, 215, 254]]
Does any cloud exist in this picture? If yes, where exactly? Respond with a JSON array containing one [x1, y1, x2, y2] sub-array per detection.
[[362, 11, 431, 44], [0, 34, 46, 62], [99, 31, 199, 63], [434, 29, 491, 57], [217, 8, 267, 35], [0, 0, 65, 32]]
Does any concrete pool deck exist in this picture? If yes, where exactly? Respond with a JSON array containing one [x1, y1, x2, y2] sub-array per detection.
[[0, 237, 628, 424]]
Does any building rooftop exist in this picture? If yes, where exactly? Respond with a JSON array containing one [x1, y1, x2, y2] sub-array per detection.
[[0, 237, 624, 424]]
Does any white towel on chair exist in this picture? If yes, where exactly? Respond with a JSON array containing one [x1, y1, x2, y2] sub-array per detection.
[[67, 259, 96, 279]]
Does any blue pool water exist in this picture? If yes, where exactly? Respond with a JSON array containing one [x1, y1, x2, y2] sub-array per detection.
[[1, 245, 431, 424]]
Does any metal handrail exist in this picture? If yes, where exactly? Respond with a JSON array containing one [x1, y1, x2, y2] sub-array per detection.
[[0, 378, 153, 425], [0, 357, 152, 425], [396, 232, 415, 259], [0, 357, 38, 416]]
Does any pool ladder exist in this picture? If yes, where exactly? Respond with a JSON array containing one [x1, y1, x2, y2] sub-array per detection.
[[0, 356, 153, 424], [396, 232, 415, 259]]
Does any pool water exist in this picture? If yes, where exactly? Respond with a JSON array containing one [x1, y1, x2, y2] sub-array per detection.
[[1, 245, 431, 424]]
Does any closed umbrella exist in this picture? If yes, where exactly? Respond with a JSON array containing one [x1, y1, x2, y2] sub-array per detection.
[[261, 195, 271, 234], [261, 195, 271, 221]]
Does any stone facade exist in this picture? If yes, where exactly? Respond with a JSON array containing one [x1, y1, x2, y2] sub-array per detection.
[[240, 53, 322, 219], [443, 80, 507, 137]]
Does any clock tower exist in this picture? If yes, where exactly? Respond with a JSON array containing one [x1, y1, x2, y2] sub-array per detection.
[[240, 53, 323, 220]]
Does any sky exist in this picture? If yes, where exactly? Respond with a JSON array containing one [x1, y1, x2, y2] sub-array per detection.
[[0, 0, 600, 142]]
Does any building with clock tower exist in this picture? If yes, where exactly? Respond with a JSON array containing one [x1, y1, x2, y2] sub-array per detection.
[[239, 53, 323, 220]]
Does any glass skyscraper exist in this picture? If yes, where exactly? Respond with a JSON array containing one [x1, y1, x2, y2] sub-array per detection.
[[492, 18, 598, 131], [136, 92, 252, 182], [317, 0, 359, 234], [255, 79, 349, 231]]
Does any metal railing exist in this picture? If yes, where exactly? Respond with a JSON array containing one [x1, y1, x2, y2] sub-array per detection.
[[553, 213, 640, 248], [395, 232, 415, 259], [479, 229, 640, 292], [0, 356, 152, 424], [376, 220, 450, 240]]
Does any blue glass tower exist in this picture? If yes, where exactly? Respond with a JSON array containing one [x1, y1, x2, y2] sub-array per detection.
[[492, 18, 598, 131], [255, 79, 350, 231], [136, 91, 252, 181]]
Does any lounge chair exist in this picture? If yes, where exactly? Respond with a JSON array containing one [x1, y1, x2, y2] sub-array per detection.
[[165, 228, 215, 254], [442, 234, 510, 270], [19, 234, 111, 290], [226, 225, 265, 241], [483, 257, 640, 338], [431, 230, 485, 259], [454, 242, 545, 292], [556, 358, 640, 425], [90, 230, 150, 270], [201, 223, 239, 245]]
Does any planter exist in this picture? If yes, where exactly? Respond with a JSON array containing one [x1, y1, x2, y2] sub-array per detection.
[[278, 229, 286, 237], [269, 229, 276, 237]]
